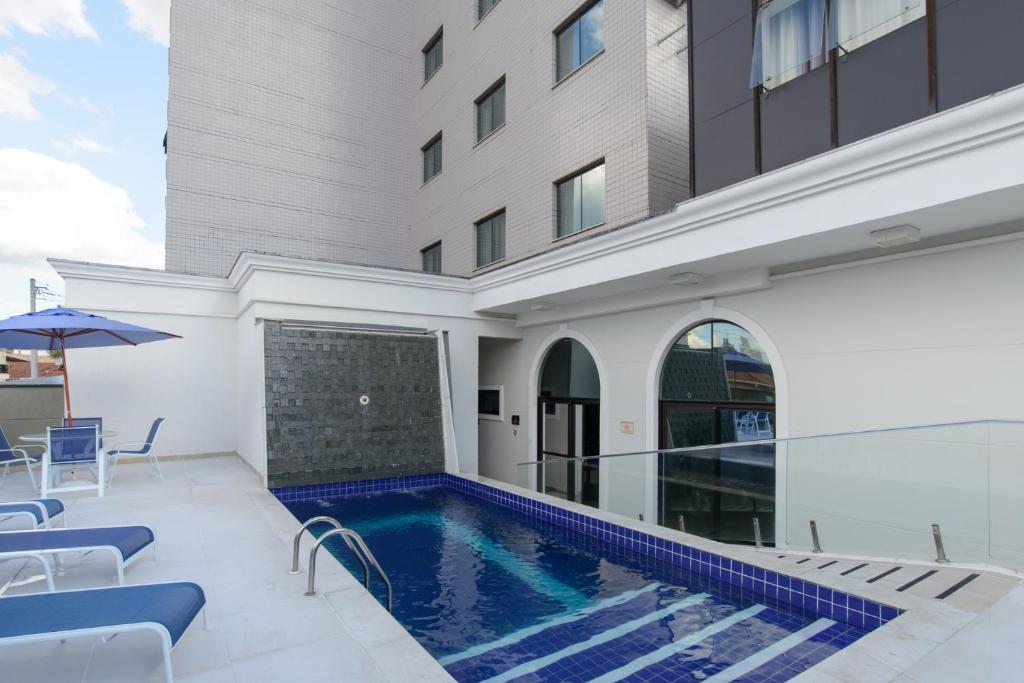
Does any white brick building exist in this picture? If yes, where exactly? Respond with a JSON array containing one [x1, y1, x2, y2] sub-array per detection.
[[165, 0, 687, 277]]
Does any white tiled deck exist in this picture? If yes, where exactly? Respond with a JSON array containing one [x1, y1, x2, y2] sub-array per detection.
[[0, 455, 453, 683], [2, 455, 1023, 682]]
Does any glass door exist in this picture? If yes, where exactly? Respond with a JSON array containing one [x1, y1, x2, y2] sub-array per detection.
[[538, 397, 600, 508], [659, 402, 776, 544], [539, 398, 572, 500]]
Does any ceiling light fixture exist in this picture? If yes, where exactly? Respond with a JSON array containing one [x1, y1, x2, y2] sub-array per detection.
[[669, 272, 704, 286], [870, 225, 921, 248]]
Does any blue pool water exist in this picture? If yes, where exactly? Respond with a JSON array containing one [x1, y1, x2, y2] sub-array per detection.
[[284, 486, 867, 682]]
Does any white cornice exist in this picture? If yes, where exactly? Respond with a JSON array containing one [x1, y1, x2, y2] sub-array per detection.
[[50, 259, 234, 292], [227, 251, 475, 294], [470, 83, 1024, 298]]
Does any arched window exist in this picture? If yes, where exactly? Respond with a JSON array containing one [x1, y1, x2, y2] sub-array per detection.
[[537, 339, 600, 508], [658, 321, 776, 544]]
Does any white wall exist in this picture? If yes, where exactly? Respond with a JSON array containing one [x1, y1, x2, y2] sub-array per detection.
[[57, 255, 521, 480], [59, 267, 238, 459], [235, 308, 267, 479], [474, 236, 1024, 542], [166, 0, 414, 276], [478, 337, 529, 486]]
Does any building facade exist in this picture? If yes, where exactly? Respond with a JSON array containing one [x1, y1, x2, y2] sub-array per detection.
[[165, 0, 689, 277], [63, 0, 1024, 554]]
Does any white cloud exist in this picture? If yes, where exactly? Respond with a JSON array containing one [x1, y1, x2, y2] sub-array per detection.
[[0, 1, 98, 40], [0, 53, 55, 120], [50, 135, 116, 156], [57, 92, 98, 113], [0, 149, 164, 319], [119, 0, 169, 47]]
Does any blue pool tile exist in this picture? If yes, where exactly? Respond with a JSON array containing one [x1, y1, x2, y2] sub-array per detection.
[[274, 472, 895, 635]]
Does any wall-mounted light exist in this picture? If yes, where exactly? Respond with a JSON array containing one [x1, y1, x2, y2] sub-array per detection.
[[530, 302, 554, 311], [669, 272, 704, 286], [870, 225, 921, 248]]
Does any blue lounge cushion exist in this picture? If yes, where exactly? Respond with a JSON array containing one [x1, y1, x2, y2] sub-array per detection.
[[0, 526, 154, 561], [0, 582, 205, 646], [0, 499, 64, 524]]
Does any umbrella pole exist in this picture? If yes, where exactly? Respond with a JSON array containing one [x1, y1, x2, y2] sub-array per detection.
[[59, 336, 73, 426]]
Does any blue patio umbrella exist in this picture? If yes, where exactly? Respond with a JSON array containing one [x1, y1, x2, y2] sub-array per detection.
[[0, 307, 180, 424]]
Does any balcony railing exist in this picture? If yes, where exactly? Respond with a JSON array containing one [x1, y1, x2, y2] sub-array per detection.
[[518, 420, 1024, 572]]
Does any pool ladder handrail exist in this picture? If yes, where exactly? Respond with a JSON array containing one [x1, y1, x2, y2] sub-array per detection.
[[290, 516, 393, 612]]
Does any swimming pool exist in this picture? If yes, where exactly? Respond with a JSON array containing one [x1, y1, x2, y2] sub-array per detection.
[[278, 475, 893, 682]]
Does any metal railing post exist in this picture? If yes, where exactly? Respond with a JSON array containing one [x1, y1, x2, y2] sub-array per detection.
[[932, 524, 950, 563], [810, 520, 822, 553]]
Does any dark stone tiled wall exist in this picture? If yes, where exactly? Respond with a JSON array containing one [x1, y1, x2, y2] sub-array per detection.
[[263, 322, 445, 488]]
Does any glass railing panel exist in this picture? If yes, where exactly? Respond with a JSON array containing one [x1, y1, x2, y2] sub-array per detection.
[[515, 420, 1024, 571], [988, 421, 1024, 569], [784, 423, 990, 563]]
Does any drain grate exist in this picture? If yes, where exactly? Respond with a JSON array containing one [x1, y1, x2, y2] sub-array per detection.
[[896, 570, 938, 592], [866, 567, 902, 583], [935, 573, 980, 600]]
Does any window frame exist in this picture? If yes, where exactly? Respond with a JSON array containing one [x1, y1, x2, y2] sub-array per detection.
[[423, 27, 443, 84], [478, 385, 504, 421], [475, 77, 507, 143], [475, 208, 507, 269], [830, 0, 926, 55], [421, 241, 442, 273], [421, 132, 443, 184], [554, 0, 605, 84], [554, 160, 606, 240], [478, 0, 501, 22]]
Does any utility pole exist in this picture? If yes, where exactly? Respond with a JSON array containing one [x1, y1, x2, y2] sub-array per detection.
[[29, 278, 38, 378]]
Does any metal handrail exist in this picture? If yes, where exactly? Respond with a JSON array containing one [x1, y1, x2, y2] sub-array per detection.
[[305, 528, 394, 612], [290, 516, 369, 587], [515, 418, 1024, 466]]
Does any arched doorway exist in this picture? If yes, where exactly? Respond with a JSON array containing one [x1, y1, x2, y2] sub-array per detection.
[[537, 338, 600, 508], [658, 320, 776, 544]]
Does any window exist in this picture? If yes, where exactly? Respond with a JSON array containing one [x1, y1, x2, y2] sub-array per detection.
[[556, 0, 604, 82], [423, 28, 443, 82], [476, 210, 506, 267], [476, 78, 506, 142], [422, 133, 442, 183], [556, 163, 605, 238], [478, 0, 500, 21], [421, 242, 442, 273], [478, 386, 503, 420], [750, 0, 827, 90], [830, 0, 925, 54]]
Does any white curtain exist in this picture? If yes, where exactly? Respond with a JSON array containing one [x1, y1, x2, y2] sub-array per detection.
[[751, 0, 827, 89], [832, 0, 925, 52]]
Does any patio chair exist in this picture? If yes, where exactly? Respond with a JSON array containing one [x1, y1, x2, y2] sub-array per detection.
[[0, 524, 156, 591], [107, 417, 166, 485], [0, 425, 41, 492], [63, 416, 103, 449], [0, 581, 206, 683], [0, 499, 66, 530], [43, 425, 103, 498]]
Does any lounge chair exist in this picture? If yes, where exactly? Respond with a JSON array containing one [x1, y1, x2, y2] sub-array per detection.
[[0, 425, 41, 492], [0, 525, 156, 591], [0, 499, 66, 530], [0, 581, 206, 683], [107, 417, 166, 485]]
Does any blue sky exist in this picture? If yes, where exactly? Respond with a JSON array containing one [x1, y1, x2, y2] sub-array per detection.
[[0, 1, 169, 317]]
